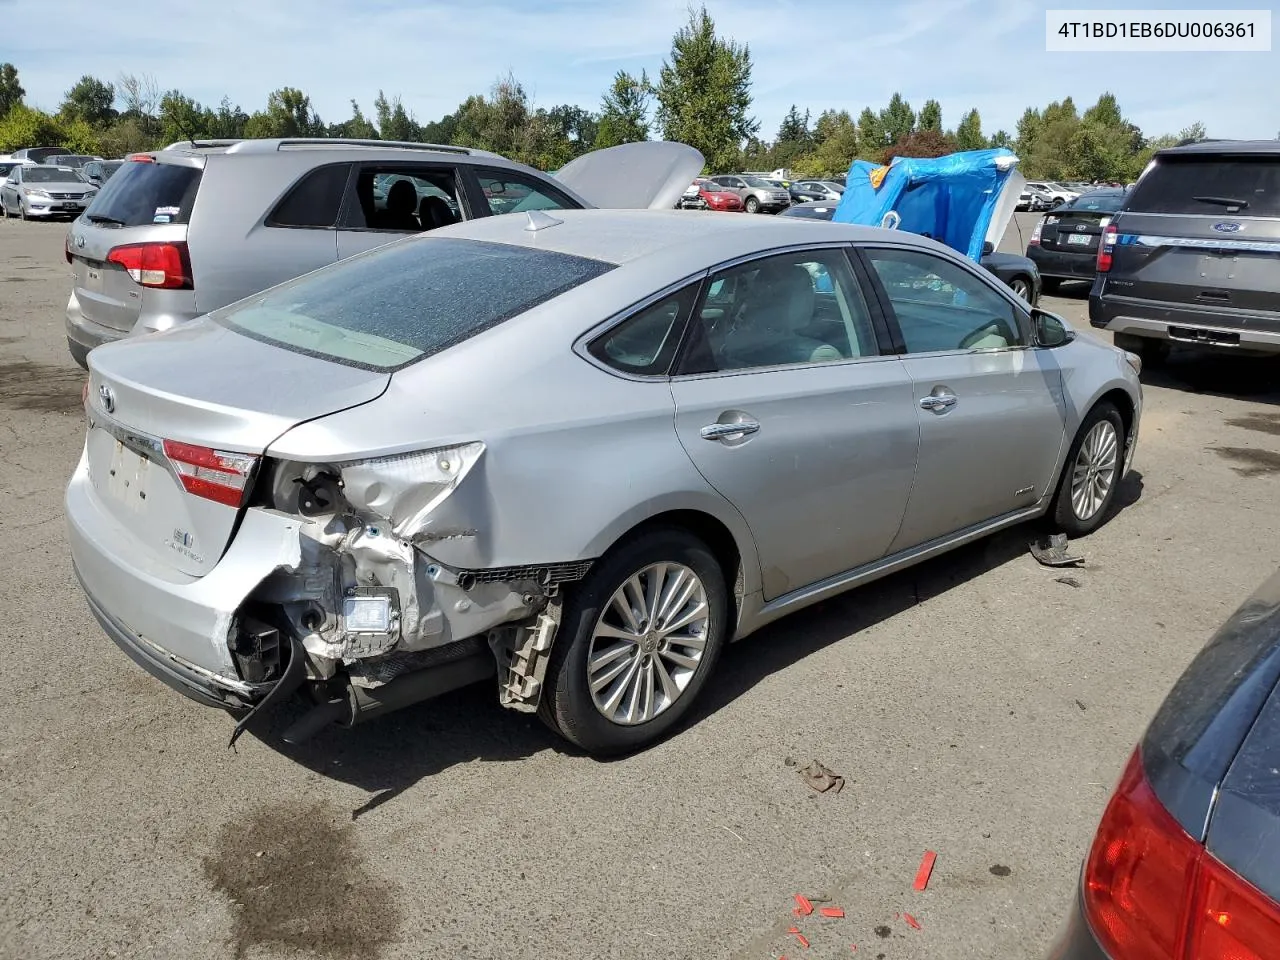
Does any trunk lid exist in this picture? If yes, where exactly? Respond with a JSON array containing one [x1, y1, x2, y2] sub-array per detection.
[[553, 141, 705, 211], [84, 320, 389, 576], [69, 156, 204, 334], [1038, 208, 1112, 254]]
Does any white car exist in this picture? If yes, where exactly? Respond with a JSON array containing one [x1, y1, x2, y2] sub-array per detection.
[[1025, 181, 1079, 207]]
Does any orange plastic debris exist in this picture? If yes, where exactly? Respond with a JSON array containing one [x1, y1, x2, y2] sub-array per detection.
[[793, 894, 814, 916], [819, 906, 845, 918], [913, 850, 938, 891], [904, 912, 922, 930], [786, 927, 811, 949]]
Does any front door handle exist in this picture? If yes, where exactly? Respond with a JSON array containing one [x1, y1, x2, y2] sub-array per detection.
[[919, 394, 958, 412], [700, 420, 760, 441]]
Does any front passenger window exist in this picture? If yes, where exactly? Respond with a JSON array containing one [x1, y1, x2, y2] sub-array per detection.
[[867, 248, 1025, 353], [475, 171, 576, 216]]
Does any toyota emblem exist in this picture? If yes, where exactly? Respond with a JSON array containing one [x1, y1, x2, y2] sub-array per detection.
[[98, 384, 115, 414], [75, 234, 86, 248]]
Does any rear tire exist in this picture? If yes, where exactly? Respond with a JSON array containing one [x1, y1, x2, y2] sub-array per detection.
[[1040, 277, 1061, 295], [1049, 401, 1126, 537], [1008, 275, 1034, 304], [745, 196, 759, 214], [538, 527, 729, 756]]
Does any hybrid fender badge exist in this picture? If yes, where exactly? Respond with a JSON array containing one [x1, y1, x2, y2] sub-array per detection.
[[98, 384, 115, 413], [1212, 222, 1242, 233]]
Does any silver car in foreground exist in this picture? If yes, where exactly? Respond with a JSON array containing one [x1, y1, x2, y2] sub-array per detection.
[[67, 209, 1142, 755]]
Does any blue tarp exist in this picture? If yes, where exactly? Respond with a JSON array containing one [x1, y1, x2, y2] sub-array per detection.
[[832, 148, 1017, 261]]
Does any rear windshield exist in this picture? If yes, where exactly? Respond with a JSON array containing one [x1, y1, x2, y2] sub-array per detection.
[[1066, 192, 1124, 212], [215, 237, 615, 371], [1128, 156, 1280, 217], [84, 160, 202, 226]]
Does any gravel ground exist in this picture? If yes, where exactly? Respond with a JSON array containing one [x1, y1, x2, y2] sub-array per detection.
[[1, 214, 1278, 960]]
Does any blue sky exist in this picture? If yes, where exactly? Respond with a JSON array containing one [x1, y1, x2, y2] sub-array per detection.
[[6, 0, 1278, 142]]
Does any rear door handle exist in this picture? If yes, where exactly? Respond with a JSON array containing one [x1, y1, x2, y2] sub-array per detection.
[[919, 394, 958, 411], [700, 420, 760, 441]]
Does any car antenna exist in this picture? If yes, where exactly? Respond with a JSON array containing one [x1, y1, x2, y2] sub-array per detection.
[[524, 210, 564, 232]]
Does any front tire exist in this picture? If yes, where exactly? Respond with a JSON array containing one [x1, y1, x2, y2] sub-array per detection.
[[1050, 401, 1125, 537], [539, 527, 729, 756], [1008, 275, 1034, 304], [18, 199, 28, 221], [745, 196, 759, 214]]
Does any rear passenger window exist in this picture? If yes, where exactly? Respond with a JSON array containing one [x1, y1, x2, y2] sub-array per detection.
[[475, 170, 577, 216], [343, 166, 464, 233], [84, 161, 202, 226], [589, 287, 697, 376], [267, 163, 350, 228], [1127, 157, 1280, 217]]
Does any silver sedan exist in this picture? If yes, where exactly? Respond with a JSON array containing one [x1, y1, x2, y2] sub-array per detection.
[[0, 165, 97, 219], [66, 209, 1141, 755]]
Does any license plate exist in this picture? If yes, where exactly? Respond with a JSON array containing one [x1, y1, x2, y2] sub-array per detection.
[[1067, 233, 1093, 246]]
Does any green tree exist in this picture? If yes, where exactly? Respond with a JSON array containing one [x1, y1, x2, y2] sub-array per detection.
[[954, 108, 986, 150], [0, 104, 98, 153], [208, 97, 248, 139], [59, 75, 117, 128], [856, 107, 884, 158], [918, 98, 942, 132], [989, 129, 1012, 149], [796, 109, 858, 177], [0, 63, 23, 117], [1177, 121, 1207, 144], [773, 104, 811, 167], [1014, 106, 1042, 158], [878, 92, 916, 145], [655, 5, 758, 172], [373, 91, 419, 141], [245, 87, 324, 139], [884, 129, 959, 163], [329, 100, 379, 139], [116, 72, 161, 143], [542, 104, 598, 160], [159, 91, 210, 144], [595, 70, 652, 149]]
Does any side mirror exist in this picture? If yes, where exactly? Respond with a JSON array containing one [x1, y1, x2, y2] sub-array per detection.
[[1033, 309, 1074, 348], [982, 240, 995, 256]]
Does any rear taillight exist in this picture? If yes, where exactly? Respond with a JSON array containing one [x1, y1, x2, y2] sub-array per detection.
[[1029, 218, 1043, 246], [162, 440, 258, 507], [1082, 749, 1280, 960], [107, 242, 192, 290], [1185, 852, 1280, 960], [128, 154, 155, 163], [1097, 224, 1117, 273]]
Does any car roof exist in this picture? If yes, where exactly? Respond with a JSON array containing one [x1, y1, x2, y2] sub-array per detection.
[[159, 137, 506, 162], [432, 208, 915, 269], [1156, 139, 1280, 158]]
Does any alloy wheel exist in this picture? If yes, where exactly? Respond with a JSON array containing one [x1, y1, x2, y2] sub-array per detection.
[[586, 562, 709, 726], [1070, 420, 1119, 521], [1010, 278, 1030, 300]]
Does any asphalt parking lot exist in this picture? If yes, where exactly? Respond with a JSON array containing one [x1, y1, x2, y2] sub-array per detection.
[[2, 214, 1279, 960]]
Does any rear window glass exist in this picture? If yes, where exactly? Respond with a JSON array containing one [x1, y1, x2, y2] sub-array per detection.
[[1128, 157, 1280, 217], [1066, 193, 1124, 212], [268, 163, 351, 228], [214, 237, 614, 371], [84, 160, 202, 226]]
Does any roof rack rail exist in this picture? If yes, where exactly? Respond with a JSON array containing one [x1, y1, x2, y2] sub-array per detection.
[[212, 138, 477, 156], [162, 139, 244, 151]]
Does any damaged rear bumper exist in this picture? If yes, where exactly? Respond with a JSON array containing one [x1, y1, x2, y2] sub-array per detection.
[[75, 568, 272, 709]]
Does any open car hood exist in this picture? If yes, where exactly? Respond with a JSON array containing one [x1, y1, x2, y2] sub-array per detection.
[[554, 142, 705, 211]]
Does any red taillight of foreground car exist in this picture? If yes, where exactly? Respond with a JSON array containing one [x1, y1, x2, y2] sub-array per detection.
[[162, 439, 258, 507], [1081, 748, 1280, 960], [107, 242, 192, 290], [1097, 224, 1118, 273], [1029, 218, 1044, 246]]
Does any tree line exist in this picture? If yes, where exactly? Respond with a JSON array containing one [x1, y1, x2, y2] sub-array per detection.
[[0, 7, 1211, 183]]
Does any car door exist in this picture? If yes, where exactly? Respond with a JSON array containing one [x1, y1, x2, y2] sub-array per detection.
[[713, 176, 746, 202], [335, 161, 470, 259], [669, 246, 919, 600], [860, 245, 1067, 552]]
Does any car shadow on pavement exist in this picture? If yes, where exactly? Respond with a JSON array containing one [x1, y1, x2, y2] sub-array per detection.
[[246, 475, 1146, 814], [1142, 351, 1280, 405]]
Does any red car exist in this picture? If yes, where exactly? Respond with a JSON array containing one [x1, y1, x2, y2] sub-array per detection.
[[679, 179, 743, 212]]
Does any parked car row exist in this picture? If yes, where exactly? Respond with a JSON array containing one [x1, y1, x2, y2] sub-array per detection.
[[0, 164, 99, 220]]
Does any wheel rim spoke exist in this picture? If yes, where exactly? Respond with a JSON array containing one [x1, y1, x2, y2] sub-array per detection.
[[588, 561, 710, 726], [1069, 421, 1119, 521]]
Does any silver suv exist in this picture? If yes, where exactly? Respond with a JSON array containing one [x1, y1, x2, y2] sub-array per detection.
[[64, 138, 698, 368], [705, 174, 792, 214]]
